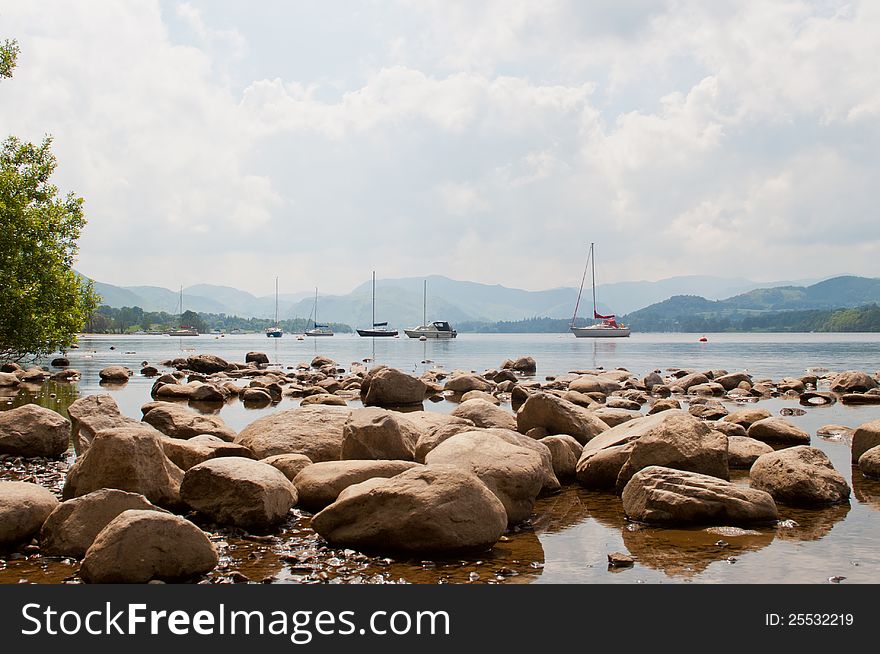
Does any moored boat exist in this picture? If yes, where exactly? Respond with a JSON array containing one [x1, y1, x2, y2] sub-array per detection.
[[570, 243, 630, 338]]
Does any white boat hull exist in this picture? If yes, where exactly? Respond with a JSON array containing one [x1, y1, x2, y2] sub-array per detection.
[[404, 329, 456, 339], [570, 326, 630, 338]]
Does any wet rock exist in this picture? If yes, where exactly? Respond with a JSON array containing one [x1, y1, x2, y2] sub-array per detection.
[[723, 408, 772, 429], [300, 393, 348, 407], [185, 354, 230, 374], [852, 419, 880, 463], [99, 365, 132, 382], [293, 460, 421, 511], [245, 352, 270, 365], [538, 435, 583, 479], [180, 457, 297, 531], [142, 402, 236, 442], [858, 446, 880, 479], [751, 446, 850, 506], [516, 392, 608, 445], [341, 408, 422, 461], [189, 384, 227, 403], [161, 434, 255, 471], [460, 390, 500, 405], [21, 367, 49, 383], [40, 489, 165, 558], [648, 398, 681, 415], [451, 399, 517, 431], [622, 466, 778, 526], [0, 481, 59, 549], [311, 467, 507, 554], [830, 370, 878, 393], [360, 366, 428, 407], [0, 404, 70, 458], [67, 394, 139, 456], [747, 417, 810, 445], [80, 510, 218, 583], [727, 435, 774, 469], [51, 357, 70, 367], [444, 373, 495, 394], [608, 552, 634, 568], [50, 368, 81, 382], [63, 425, 184, 508], [235, 405, 353, 461], [799, 392, 837, 407], [0, 371, 21, 387]]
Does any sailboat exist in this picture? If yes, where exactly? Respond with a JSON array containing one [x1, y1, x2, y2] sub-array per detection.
[[570, 243, 631, 338], [304, 288, 333, 336], [167, 286, 199, 336], [404, 280, 456, 339], [265, 277, 283, 338], [357, 272, 398, 337]]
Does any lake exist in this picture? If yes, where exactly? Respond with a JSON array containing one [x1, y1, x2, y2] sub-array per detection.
[[2, 332, 880, 584]]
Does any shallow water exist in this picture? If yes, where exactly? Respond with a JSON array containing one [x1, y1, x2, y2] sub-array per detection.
[[2, 332, 880, 584]]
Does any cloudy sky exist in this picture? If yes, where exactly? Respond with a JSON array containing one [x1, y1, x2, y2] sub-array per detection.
[[1, 0, 878, 296]]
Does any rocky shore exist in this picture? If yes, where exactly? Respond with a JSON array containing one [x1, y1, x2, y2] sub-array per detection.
[[1, 354, 880, 583]]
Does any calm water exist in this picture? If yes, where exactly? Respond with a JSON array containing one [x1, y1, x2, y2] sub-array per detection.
[[3, 332, 880, 584]]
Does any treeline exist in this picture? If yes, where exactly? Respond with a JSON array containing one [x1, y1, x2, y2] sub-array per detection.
[[457, 316, 589, 333], [84, 306, 352, 334]]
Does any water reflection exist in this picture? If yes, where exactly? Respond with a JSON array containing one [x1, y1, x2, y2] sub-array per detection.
[[851, 471, 880, 510], [774, 502, 851, 542], [0, 381, 79, 420], [532, 487, 625, 534]]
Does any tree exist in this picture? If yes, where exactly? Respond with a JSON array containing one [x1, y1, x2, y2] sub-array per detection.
[[180, 310, 206, 334], [0, 39, 99, 360]]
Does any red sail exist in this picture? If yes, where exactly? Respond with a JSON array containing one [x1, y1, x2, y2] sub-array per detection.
[[594, 310, 615, 320]]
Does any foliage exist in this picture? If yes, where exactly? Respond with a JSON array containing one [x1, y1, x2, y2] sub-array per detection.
[[1, 39, 19, 79]]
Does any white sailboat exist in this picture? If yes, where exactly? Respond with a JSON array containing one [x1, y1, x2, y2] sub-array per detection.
[[266, 277, 283, 337], [168, 286, 199, 336], [404, 280, 456, 339], [304, 288, 333, 336], [570, 243, 631, 338]]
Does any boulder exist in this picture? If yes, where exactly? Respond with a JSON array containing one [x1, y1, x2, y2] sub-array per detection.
[[51, 357, 70, 367], [830, 370, 878, 393], [189, 384, 227, 403], [310, 467, 507, 554], [98, 365, 131, 382], [648, 398, 681, 414], [67, 394, 139, 455], [710, 421, 748, 438], [142, 403, 236, 442], [398, 411, 473, 435], [185, 354, 230, 374], [643, 372, 664, 391], [715, 372, 752, 391], [236, 405, 352, 461], [0, 404, 70, 458], [562, 390, 601, 409], [293, 460, 421, 511], [245, 352, 270, 365], [140, 365, 159, 377], [62, 425, 184, 508], [510, 356, 537, 373], [155, 383, 197, 399], [80, 510, 218, 583], [852, 419, 880, 463], [798, 392, 836, 407], [460, 390, 500, 405], [241, 387, 273, 405], [516, 392, 607, 445], [688, 403, 728, 420], [621, 466, 778, 526], [723, 408, 773, 429], [727, 435, 774, 469], [414, 423, 478, 464], [360, 366, 427, 407], [300, 393, 348, 407], [0, 481, 59, 550], [538, 434, 583, 479], [444, 373, 495, 394], [261, 454, 313, 481], [341, 408, 422, 461], [750, 446, 850, 506], [451, 399, 517, 431], [0, 371, 21, 387], [40, 489, 164, 558], [673, 372, 710, 392], [161, 435, 255, 471], [858, 445, 880, 479], [569, 375, 620, 395], [180, 457, 297, 531], [747, 417, 810, 445], [687, 382, 725, 396], [311, 356, 336, 369], [840, 393, 880, 405]]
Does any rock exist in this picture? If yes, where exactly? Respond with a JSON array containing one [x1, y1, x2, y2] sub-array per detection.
[[140, 365, 159, 377], [80, 510, 218, 583], [39, 489, 164, 558], [511, 356, 537, 374], [341, 408, 422, 461], [688, 382, 725, 396], [643, 372, 664, 391], [245, 352, 270, 365], [715, 372, 752, 391], [189, 384, 227, 403], [413, 423, 478, 463], [852, 419, 880, 463], [360, 366, 428, 407], [688, 403, 728, 420], [0, 404, 70, 458], [300, 393, 348, 407], [539, 435, 583, 479], [311, 356, 336, 369], [858, 446, 880, 479], [727, 435, 774, 469], [62, 425, 184, 508], [51, 357, 70, 367], [510, 385, 531, 412], [0, 371, 21, 387], [830, 370, 878, 393], [799, 391, 837, 407], [155, 383, 197, 399], [51, 368, 81, 382], [747, 417, 810, 445], [779, 407, 806, 417], [398, 411, 473, 435], [293, 460, 421, 511], [21, 367, 49, 383], [622, 466, 778, 526], [648, 398, 681, 414], [185, 354, 230, 374], [161, 435, 255, 471], [142, 402, 236, 442], [444, 373, 495, 394], [569, 375, 620, 395], [99, 365, 132, 382], [460, 390, 500, 405], [261, 454, 313, 481], [0, 481, 59, 549], [562, 390, 601, 409], [608, 552, 634, 568], [723, 408, 773, 429], [425, 430, 547, 524], [180, 457, 297, 531], [67, 394, 139, 455], [516, 392, 607, 445], [451, 399, 517, 431], [310, 467, 507, 554], [592, 407, 640, 427], [750, 446, 850, 506], [0, 362, 22, 373], [673, 372, 711, 392], [241, 387, 273, 405], [840, 393, 880, 405], [493, 369, 518, 384], [235, 405, 353, 461]]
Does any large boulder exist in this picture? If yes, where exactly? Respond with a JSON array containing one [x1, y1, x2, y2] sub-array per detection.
[[727, 435, 774, 469], [672, 372, 710, 392], [142, 403, 236, 442], [714, 372, 752, 391], [185, 354, 230, 374], [340, 408, 422, 461], [722, 408, 772, 429], [425, 430, 547, 524], [414, 423, 478, 463], [859, 445, 880, 479], [451, 399, 517, 431], [852, 419, 880, 463], [293, 460, 422, 511], [80, 510, 218, 583], [99, 366, 132, 382], [67, 394, 140, 455], [444, 373, 494, 394], [245, 352, 270, 365], [0, 404, 70, 458], [180, 457, 297, 531], [830, 370, 878, 393], [261, 454, 313, 481], [39, 489, 164, 558], [747, 417, 810, 445], [310, 467, 507, 554], [0, 481, 59, 550], [62, 425, 184, 508], [569, 375, 621, 395], [510, 356, 537, 374], [538, 434, 583, 479], [0, 371, 20, 387], [235, 405, 353, 461], [622, 466, 778, 526], [360, 366, 427, 407], [516, 392, 607, 444], [161, 435, 255, 471], [750, 446, 850, 506]]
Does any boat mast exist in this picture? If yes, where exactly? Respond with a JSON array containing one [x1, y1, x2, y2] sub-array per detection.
[[314, 287, 318, 328], [590, 242, 597, 323], [423, 279, 427, 326], [372, 271, 376, 327], [274, 277, 279, 325], [571, 245, 592, 327]]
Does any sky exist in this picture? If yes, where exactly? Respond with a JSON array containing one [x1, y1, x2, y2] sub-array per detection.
[[1, 0, 878, 297]]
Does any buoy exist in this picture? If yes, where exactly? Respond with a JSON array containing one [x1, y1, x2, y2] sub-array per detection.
[[699, 336, 708, 342]]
